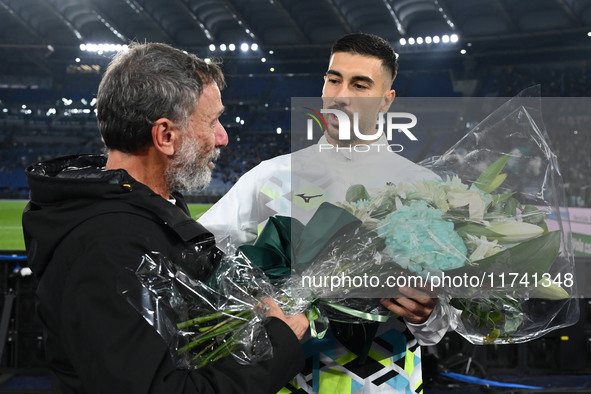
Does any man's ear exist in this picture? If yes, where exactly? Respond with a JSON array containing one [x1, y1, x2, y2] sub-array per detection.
[[380, 89, 396, 113], [151, 118, 178, 156]]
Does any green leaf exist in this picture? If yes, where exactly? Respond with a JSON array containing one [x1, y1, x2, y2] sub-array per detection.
[[491, 192, 515, 206], [485, 328, 501, 343], [503, 197, 521, 217], [538, 221, 548, 233], [489, 311, 503, 323], [450, 298, 466, 310], [522, 204, 546, 225], [474, 154, 512, 193], [346, 184, 370, 203], [487, 174, 508, 193], [503, 314, 523, 334], [447, 230, 562, 281]]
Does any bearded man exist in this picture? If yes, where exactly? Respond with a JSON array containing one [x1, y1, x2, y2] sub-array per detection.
[[22, 42, 307, 394]]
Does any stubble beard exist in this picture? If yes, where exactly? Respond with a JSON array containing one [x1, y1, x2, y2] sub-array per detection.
[[165, 135, 220, 193]]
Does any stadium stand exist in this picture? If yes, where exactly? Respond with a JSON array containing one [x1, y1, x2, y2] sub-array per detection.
[[1, 61, 590, 205]]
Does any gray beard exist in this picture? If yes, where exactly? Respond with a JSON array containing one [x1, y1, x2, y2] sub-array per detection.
[[165, 136, 220, 193]]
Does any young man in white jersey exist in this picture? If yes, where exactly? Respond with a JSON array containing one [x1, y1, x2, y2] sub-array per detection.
[[200, 33, 451, 394]]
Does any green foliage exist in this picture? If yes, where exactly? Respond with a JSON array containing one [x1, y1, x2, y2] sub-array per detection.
[[345, 184, 370, 203], [473, 154, 512, 193]]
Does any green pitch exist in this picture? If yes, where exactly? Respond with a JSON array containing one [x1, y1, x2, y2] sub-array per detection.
[[188, 204, 213, 219], [0, 200, 212, 252]]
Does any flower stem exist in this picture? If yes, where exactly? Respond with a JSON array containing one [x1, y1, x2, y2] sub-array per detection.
[[178, 319, 244, 354], [196, 338, 236, 368], [177, 311, 227, 330], [178, 310, 251, 355]]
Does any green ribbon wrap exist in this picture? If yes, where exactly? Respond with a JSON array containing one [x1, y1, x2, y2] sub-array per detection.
[[238, 202, 392, 334]]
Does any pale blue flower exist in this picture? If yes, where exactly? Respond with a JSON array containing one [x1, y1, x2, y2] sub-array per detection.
[[377, 200, 467, 275]]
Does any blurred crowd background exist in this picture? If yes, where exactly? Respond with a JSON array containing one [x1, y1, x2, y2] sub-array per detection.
[[1, 61, 590, 206]]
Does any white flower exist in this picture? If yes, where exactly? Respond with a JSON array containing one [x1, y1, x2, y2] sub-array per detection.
[[531, 281, 569, 300], [465, 234, 504, 262], [406, 179, 450, 212], [486, 221, 544, 244], [447, 186, 491, 222]]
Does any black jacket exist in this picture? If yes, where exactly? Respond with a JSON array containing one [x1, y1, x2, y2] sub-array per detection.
[[22, 154, 304, 394]]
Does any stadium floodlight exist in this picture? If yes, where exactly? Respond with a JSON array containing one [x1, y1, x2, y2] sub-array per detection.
[[235, 116, 241, 123], [209, 44, 216, 51], [460, 49, 467, 54], [251, 43, 258, 51], [276, 127, 282, 134], [220, 44, 227, 51], [80, 43, 128, 53], [261, 57, 266, 62], [270, 67, 275, 72], [229, 43, 236, 51], [397, 34, 460, 47], [240, 43, 249, 52]]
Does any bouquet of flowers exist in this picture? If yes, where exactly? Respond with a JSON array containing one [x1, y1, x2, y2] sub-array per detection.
[[121, 249, 279, 368], [414, 86, 578, 344], [333, 158, 567, 344], [236, 86, 578, 344]]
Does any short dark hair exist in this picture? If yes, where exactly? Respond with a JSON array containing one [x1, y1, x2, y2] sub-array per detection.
[[97, 42, 225, 153], [331, 33, 398, 82]]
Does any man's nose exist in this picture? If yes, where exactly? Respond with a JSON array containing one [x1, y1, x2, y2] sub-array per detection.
[[332, 85, 351, 106], [333, 95, 351, 107], [215, 123, 229, 147]]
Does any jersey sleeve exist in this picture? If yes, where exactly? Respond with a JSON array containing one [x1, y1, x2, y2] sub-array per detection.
[[199, 168, 262, 250]]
